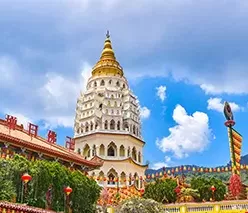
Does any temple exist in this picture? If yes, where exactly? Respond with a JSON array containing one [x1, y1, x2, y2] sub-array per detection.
[[0, 117, 103, 172], [74, 32, 148, 190]]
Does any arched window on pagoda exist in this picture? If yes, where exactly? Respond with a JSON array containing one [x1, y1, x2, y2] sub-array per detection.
[[123, 84, 126, 89], [107, 142, 117, 157], [77, 148, 81, 155], [107, 168, 117, 185], [104, 120, 108, 130], [133, 125, 136, 135], [92, 145, 96, 156], [95, 122, 99, 130], [108, 173, 115, 185], [98, 171, 105, 185], [83, 144, 90, 158], [134, 173, 139, 188], [99, 144, 105, 156], [119, 145, 125, 157], [110, 119, 115, 130], [132, 147, 137, 161], [109, 80, 112, 85], [116, 81, 120, 87], [123, 123, 129, 131], [85, 122, 89, 132], [129, 173, 132, 185], [94, 81, 97, 87], [108, 146, 115, 157], [100, 80, 105, 86], [120, 172, 126, 185], [138, 152, 141, 163], [90, 122, 94, 131], [117, 121, 121, 130], [127, 146, 131, 157]]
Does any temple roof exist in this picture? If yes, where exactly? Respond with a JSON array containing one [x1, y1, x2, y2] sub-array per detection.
[[0, 118, 103, 169]]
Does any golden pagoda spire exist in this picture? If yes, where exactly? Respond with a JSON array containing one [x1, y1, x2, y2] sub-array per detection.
[[100, 30, 116, 60], [92, 31, 123, 77]]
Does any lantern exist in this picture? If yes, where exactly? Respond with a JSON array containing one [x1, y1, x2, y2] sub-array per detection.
[[21, 173, 32, 183], [64, 186, 73, 196], [210, 185, 216, 192], [174, 186, 181, 194]]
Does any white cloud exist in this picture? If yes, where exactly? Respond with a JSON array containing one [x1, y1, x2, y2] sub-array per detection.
[[152, 156, 172, 170], [0, 56, 19, 87], [0, 57, 92, 129], [5, 112, 33, 129], [156, 105, 212, 158], [156, 86, 167, 102], [140, 107, 151, 119], [207, 98, 241, 113]]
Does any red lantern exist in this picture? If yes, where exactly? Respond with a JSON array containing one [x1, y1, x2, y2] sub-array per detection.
[[210, 185, 216, 192], [174, 186, 181, 194], [21, 173, 32, 183], [64, 186, 73, 196]]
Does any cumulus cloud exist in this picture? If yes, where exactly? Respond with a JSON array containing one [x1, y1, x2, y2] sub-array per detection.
[[0, 0, 248, 130], [207, 98, 241, 113], [156, 105, 212, 158], [156, 86, 166, 102], [0, 57, 92, 128], [0, 0, 247, 95], [152, 156, 172, 170], [140, 107, 151, 119]]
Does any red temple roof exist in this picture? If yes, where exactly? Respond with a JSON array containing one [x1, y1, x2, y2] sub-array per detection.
[[0, 118, 103, 169]]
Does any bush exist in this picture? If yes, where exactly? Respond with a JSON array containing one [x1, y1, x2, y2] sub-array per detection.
[[191, 177, 226, 201], [117, 197, 164, 213], [143, 178, 177, 203]]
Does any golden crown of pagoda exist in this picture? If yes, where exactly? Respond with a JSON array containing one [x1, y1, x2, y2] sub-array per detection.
[[92, 31, 124, 77]]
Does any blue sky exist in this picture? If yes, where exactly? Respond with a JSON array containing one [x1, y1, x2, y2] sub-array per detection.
[[0, 0, 247, 169]]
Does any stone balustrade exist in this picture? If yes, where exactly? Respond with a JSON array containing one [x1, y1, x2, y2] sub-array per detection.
[[164, 200, 248, 213]]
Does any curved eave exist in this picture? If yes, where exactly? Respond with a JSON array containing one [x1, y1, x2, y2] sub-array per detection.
[[75, 131, 146, 145], [94, 155, 148, 168], [0, 133, 103, 168]]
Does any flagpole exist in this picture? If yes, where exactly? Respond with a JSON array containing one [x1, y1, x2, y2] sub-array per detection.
[[223, 101, 237, 175]]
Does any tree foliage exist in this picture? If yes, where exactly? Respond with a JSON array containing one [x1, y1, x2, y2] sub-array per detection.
[[117, 198, 164, 213], [143, 178, 177, 203], [190, 177, 226, 201], [0, 155, 101, 213]]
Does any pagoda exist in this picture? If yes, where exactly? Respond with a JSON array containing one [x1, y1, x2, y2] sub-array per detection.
[[74, 31, 148, 190]]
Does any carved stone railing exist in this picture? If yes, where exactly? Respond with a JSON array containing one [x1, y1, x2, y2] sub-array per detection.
[[0, 201, 56, 213], [164, 200, 248, 213]]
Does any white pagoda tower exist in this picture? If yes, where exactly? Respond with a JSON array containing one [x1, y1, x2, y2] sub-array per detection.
[[74, 32, 147, 189]]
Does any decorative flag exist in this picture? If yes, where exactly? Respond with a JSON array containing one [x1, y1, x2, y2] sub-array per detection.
[[228, 128, 242, 175]]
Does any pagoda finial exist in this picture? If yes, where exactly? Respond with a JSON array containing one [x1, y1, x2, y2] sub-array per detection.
[[106, 30, 110, 38]]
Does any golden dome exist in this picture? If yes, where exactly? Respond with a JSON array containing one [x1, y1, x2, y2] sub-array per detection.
[[92, 31, 124, 77]]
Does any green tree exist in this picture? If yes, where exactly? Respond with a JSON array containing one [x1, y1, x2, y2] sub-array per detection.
[[0, 159, 16, 201], [143, 178, 177, 203], [0, 155, 101, 213], [190, 177, 226, 201]]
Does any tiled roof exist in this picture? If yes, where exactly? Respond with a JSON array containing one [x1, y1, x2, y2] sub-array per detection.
[[0, 119, 103, 168]]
